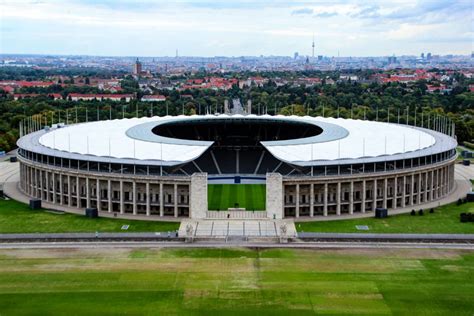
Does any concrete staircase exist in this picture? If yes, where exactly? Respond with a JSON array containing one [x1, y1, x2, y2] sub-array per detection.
[[178, 219, 296, 240]]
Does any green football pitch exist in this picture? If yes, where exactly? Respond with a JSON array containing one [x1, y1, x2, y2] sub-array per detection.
[[1, 247, 473, 315], [208, 184, 266, 211]]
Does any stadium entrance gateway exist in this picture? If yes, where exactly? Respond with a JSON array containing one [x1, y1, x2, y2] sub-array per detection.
[[189, 173, 284, 219]]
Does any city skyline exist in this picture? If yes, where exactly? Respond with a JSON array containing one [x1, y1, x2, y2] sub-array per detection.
[[1, 0, 472, 57]]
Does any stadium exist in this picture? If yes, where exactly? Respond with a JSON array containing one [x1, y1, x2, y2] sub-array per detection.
[[16, 113, 457, 220]]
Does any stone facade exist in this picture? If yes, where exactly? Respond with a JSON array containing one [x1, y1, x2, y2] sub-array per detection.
[[281, 159, 455, 218], [19, 157, 191, 218], [18, 154, 456, 220]]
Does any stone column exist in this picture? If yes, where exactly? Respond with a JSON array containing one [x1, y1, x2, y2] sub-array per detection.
[[434, 169, 439, 199], [86, 177, 91, 208], [37, 170, 41, 199], [336, 182, 341, 215], [45, 172, 50, 202], [76, 176, 80, 207], [119, 180, 124, 214], [443, 167, 447, 195], [310, 183, 314, 217], [96, 178, 101, 212], [59, 174, 63, 205], [67, 175, 72, 207], [383, 178, 388, 209], [393, 177, 398, 209], [372, 179, 377, 211], [132, 181, 137, 215], [349, 181, 354, 214], [35, 168, 39, 198], [190, 173, 209, 219], [295, 184, 300, 218], [37, 169, 41, 198], [361, 180, 366, 213], [451, 165, 454, 192], [401, 176, 406, 207], [31, 168, 35, 197], [430, 170, 434, 201], [423, 172, 428, 203], [439, 167, 444, 197], [409, 174, 414, 206], [417, 173, 422, 204], [38, 170, 42, 199], [24, 166, 28, 194], [173, 183, 178, 217], [107, 179, 112, 213], [26, 166, 29, 193], [24, 165, 27, 193], [323, 183, 328, 216], [145, 182, 150, 216], [159, 182, 164, 217], [29, 166, 33, 195], [24, 166, 28, 195], [446, 166, 450, 194], [29, 167, 33, 196], [52, 173, 56, 204]]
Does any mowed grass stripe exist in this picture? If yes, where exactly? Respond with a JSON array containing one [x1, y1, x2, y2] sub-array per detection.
[[245, 185, 253, 210], [229, 184, 238, 208], [0, 248, 473, 314], [208, 185, 222, 210]]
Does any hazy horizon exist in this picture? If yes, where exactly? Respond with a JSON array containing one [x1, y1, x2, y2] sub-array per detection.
[[1, 0, 472, 57]]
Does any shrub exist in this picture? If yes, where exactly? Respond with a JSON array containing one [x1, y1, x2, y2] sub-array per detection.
[[460, 213, 474, 223], [430, 208, 434, 213], [464, 141, 474, 150], [410, 209, 416, 216], [418, 209, 424, 216]]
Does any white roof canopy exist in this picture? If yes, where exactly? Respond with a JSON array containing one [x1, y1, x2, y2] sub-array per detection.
[[30, 114, 454, 167]]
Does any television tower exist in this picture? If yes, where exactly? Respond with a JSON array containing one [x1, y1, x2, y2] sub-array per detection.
[[312, 33, 315, 59]]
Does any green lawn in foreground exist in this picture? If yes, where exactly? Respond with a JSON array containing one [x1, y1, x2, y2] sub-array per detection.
[[0, 199, 179, 233], [208, 184, 266, 210], [0, 247, 473, 315], [298, 201, 474, 234]]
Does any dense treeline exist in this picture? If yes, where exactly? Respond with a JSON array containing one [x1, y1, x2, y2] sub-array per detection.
[[0, 69, 472, 152]]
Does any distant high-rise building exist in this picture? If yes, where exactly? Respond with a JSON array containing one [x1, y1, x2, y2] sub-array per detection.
[[427, 52, 432, 60], [312, 34, 315, 59], [133, 58, 142, 75], [176, 49, 179, 58], [294, 52, 299, 60], [387, 55, 397, 64], [318, 55, 323, 61], [421, 52, 425, 59]]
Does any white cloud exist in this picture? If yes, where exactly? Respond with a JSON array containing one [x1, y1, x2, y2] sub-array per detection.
[[385, 24, 439, 40], [0, 0, 471, 56]]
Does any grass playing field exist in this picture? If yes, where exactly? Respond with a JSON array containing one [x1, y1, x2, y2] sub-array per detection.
[[0, 199, 179, 233], [0, 247, 473, 315], [208, 184, 266, 211], [297, 200, 474, 234]]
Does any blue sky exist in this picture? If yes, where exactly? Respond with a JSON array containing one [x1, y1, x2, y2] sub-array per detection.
[[0, 0, 472, 57]]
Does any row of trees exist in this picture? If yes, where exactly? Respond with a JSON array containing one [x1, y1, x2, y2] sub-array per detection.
[[0, 71, 472, 152]]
